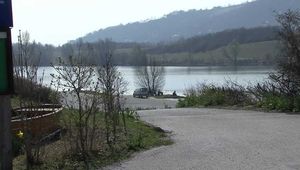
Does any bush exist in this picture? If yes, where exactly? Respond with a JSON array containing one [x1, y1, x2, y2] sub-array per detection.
[[177, 95, 200, 107], [177, 83, 252, 107], [177, 81, 300, 112], [257, 93, 300, 112], [249, 81, 300, 112], [14, 77, 59, 104], [294, 97, 300, 112]]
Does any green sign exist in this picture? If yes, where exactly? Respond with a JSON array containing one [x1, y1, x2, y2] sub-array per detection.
[[0, 32, 8, 93]]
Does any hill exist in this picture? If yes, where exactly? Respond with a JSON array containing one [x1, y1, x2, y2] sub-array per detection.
[[79, 0, 300, 43], [147, 26, 279, 54]]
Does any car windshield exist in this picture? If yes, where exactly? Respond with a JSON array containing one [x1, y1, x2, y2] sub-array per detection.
[[140, 88, 147, 92]]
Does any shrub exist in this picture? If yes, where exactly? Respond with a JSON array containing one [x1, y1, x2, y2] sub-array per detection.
[[14, 77, 59, 104], [177, 95, 200, 107], [250, 81, 300, 112], [177, 83, 252, 107], [257, 93, 300, 112], [294, 97, 300, 112]]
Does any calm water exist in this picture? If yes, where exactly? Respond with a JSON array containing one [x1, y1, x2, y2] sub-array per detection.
[[38, 66, 274, 95]]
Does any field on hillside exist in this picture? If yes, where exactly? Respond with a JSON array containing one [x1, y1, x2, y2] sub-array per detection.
[[114, 41, 279, 66], [151, 41, 279, 66]]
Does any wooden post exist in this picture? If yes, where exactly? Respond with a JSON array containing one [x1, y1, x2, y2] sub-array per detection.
[[0, 95, 12, 170]]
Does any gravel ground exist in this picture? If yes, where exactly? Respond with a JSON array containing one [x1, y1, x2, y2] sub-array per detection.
[[123, 96, 178, 110], [61, 93, 178, 110], [104, 108, 300, 170]]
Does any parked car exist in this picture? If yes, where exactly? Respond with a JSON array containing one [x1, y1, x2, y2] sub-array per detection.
[[133, 88, 149, 98]]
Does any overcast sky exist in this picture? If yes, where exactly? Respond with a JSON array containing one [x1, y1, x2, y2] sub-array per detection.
[[11, 0, 251, 45]]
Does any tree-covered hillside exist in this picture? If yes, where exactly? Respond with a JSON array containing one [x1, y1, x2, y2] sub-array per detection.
[[79, 0, 300, 43]]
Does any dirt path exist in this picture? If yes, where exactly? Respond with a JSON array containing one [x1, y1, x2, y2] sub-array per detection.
[[104, 108, 300, 170]]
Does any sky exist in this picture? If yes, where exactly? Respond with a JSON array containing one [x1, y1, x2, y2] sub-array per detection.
[[11, 0, 251, 46]]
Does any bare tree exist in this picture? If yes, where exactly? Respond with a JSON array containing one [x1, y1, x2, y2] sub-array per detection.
[[13, 31, 49, 168], [51, 40, 101, 163], [14, 31, 41, 82], [96, 40, 127, 148], [135, 56, 165, 96]]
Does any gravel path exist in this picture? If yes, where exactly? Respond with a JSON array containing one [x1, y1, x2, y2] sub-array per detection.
[[62, 93, 178, 110], [104, 108, 300, 170], [123, 96, 178, 110]]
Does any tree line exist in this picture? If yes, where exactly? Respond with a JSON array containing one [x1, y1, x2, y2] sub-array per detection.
[[13, 26, 280, 67]]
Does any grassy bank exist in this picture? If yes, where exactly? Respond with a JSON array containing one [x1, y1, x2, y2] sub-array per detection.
[[12, 109, 172, 170], [177, 83, 300, 113]]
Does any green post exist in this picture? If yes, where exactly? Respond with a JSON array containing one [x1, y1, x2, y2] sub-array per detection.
[[0, 30, 13, 170], [0, 32, 8, 93], [0, 0, 14, 169]]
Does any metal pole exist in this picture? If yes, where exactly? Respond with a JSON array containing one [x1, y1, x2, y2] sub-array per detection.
[[0, 95, 12, 170]]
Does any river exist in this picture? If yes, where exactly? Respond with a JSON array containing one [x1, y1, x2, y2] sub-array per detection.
[[37, 66, 274, 95]]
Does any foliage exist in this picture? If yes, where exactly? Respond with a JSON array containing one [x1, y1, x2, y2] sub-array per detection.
[[14, 77, 59, 104], [274, 10, 300, 97], [248, 80, 300, 112], [178, 80, 300, 112], [177, 82, 252, 107], [258, 94, 290, 111]]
